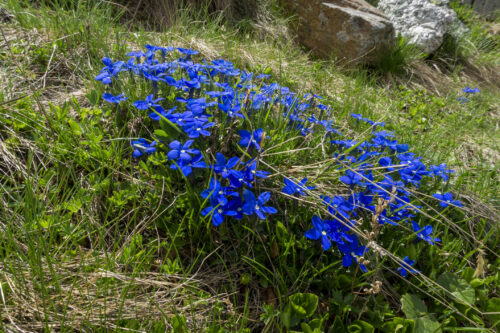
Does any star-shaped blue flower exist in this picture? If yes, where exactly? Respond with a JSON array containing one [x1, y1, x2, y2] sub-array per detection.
[[412, 222, 440, 245], [239, 128, 264, 151], [130, 139, 157, 158], [242, 190, 277, 220], [432, 192, 462, 208], [103, 93, 127, 104], [396, 256, 418, 277], [282, 177, 315, 196]]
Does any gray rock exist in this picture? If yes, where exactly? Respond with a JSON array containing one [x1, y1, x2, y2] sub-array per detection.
[[377, 0, 461, 54], [293, 0, 396, 65]]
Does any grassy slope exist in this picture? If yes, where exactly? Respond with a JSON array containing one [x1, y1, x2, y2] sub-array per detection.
[[0, 0, 499, 331]]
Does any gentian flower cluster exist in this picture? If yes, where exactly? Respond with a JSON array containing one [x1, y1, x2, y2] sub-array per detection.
[[96, 45, 463, 279], [459, 86, 480, 103]]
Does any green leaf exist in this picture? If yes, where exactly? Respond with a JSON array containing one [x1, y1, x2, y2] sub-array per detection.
[[347, 320, 374, 333], [381, 317, 415, 333], [275, 221, 289, 242], [159, 115, 182, 136], [401, 294, 441, 333], [68, 119, 82, 136], [282, 303, 300, 329], [461, 267, 475, 282], [485, 297, 500, 328], [289, 293, 319, 318], [330, 316, 345, 333], [415, 317, 441, 333], [437, 272, 475, 305], [300, 322, 313, 333], [154, 129, 169, 141], [308, 314, 328, 330], [401, 294, 428, 319], [469, 278, 484, 288], [170, 315, 187, 332]]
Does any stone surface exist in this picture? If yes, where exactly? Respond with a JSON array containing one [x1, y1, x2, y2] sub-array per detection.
[[377, 0, 462, 54], [294, 0, 395, 65], [461, 0, 500, 20]]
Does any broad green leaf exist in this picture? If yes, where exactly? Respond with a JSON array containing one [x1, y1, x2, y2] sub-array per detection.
[[401, 294, 441, 333], [415, 317, 441, 333], [437, 272, 475, 305], [485, 297, 500, 328], [282, 303, 300, 329], [401, 294, 428, 319]]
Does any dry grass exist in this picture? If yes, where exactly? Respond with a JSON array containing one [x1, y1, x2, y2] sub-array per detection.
[[0, 20, 87, 110], [0, 253, 235, 332], [115, 0, 258, 29]]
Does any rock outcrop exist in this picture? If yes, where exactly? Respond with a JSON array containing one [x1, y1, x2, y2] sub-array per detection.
[[294, 0, 395, 65], [377, 0, 462, 54]]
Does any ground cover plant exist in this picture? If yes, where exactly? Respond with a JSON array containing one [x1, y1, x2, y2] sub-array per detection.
[[0, 0, 499, 331]]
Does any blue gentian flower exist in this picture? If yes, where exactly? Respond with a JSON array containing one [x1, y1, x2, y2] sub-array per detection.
[[127, 50, 145, 60], [201, 178, 239, 206], [429, 163, 454, 182], [397, 256, 418, 277], [183, 122, 215, 138], [95, 57, 126, 84], [131, 139, 157, 158], [201, 196, 237, 227], [350, 113, 363, 121], [304, 215, 335, 251], [227, 198, 244, 219], [177, 47, 199, 56], [432, 192, 462, 208], [244, 160, 270, 184], [218, 102, 245, 119], [177, 47, 199, 61], [462, 86, 480, 94], [338, 236, 368, 272], [170, 154, 207, 177], [256, 74, 270, 80], [282, 177, 315, 196], [412, 222, 440, 245], [213, 153, 240, 179], [239, 128, 264, 151], [339, 170, 364, 187], [390, 201, 415, 222], [103, 93, 127, 104], [149, 106, 176, 121], [242, 190, 277, 220], [322, 195, 353, 220], [133, 95, 165, 110], [167, 140, 200, 163], [225, 170, 248, 189], [378, 156, 394, 170]]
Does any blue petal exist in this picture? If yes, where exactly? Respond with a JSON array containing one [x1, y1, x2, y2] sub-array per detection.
[[305, 228, 321, 240], [321, 236, 331, 251], [342, 254, 353, 267]]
